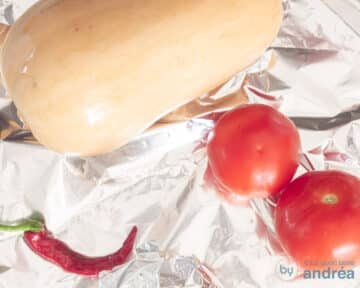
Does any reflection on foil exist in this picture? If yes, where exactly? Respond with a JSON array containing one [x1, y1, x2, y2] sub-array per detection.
[[0, 0, 359, 288], [291, 105, 360, 130]]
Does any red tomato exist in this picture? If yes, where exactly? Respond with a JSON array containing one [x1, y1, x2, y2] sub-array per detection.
[[275, 170, 360, 269], [207, 104, 300, 198], [204, 164, 250, 205]]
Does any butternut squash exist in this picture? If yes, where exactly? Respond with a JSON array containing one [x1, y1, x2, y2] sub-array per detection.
[[0, 0, 283, 155]]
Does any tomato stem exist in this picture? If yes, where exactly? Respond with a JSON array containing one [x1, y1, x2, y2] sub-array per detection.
[[322, 194, 338, 205]]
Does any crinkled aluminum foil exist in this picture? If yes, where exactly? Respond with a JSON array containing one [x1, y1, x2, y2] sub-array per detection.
[[0, 0, 359, 288]]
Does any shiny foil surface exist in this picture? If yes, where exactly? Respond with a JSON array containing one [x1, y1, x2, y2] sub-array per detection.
[[0, 0, 359, 287]]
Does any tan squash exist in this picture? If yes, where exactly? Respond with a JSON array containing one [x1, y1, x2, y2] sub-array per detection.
[[0, 0, 283, 156]]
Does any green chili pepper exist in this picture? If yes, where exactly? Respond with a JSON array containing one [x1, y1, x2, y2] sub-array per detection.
[[0, 219, 44, 232]]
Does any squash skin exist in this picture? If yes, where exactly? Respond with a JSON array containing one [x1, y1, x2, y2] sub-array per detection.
[[1, 0, 283, 155]]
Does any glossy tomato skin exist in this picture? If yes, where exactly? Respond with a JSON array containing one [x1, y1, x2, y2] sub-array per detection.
[[207, 104, 300, 198], [275, 170, 360, 269]]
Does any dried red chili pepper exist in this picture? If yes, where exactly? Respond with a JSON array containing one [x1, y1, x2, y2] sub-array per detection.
[[24, 226, 137, 277]]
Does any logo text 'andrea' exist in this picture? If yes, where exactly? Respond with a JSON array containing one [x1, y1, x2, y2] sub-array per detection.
[[304, 267, 354, 280]]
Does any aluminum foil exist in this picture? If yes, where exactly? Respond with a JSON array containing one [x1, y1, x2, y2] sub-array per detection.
[[0, 0, 359, 288]]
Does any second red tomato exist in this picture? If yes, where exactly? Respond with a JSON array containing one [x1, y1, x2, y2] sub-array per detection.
[[275, 170, 360, 269]]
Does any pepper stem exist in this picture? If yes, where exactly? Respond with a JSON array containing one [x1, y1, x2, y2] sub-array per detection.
[[0, 219, 44, 232]]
